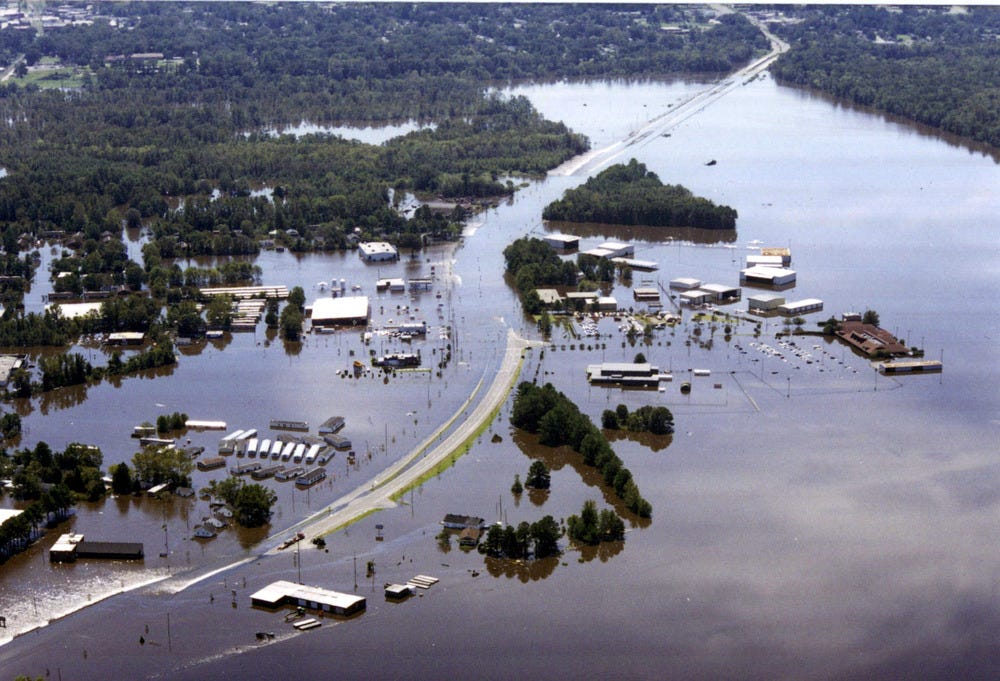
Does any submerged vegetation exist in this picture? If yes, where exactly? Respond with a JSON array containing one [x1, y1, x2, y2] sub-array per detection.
[[511, 382, 652, 519]]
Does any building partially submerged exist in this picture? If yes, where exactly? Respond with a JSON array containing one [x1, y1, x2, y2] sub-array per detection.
[[586, 362, 662, 388], [251, 580, 366, 616]]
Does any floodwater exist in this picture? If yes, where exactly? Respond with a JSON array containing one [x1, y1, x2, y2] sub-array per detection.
[[2, 73, 999, 680]]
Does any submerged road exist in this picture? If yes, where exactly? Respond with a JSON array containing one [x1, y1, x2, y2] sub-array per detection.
[[263, 328, 542, 554], [548, 11, 789, 178]]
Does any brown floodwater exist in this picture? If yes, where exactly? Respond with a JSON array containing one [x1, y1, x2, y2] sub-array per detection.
[[2, 75, 1000, 680]]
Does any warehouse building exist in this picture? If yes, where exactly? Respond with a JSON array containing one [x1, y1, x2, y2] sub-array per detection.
[[747, 292, 786, 312], [543, 234, 580, 250], [700, 283, 741, 304], [740, 266, 797, 287], [311, 296, 370, 326]]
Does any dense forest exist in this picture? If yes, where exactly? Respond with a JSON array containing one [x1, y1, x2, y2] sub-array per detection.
[[542, 159, 738, 229], [769, 6, 1000, 148], [0, 3, 768, 353]]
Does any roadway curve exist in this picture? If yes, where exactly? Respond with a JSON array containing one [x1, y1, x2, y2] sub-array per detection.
[[548, 10, 789, 178], [264, 329, 542, 553]]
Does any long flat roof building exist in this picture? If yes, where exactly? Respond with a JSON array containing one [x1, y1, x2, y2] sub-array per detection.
[[778, 298, 824, 316], [670, 277, 702, 291], [587, 362, 662, 388], [311, 296, 370, 326], [251, 580, 366, 616]]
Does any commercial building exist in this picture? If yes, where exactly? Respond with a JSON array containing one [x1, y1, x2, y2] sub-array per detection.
[[251, 580, 367, 616], [376, 278, 405, 292], [311, 296, 370, 326], [777, 298, 824, 316], [358, 242, 398, 262], [586, 362, 662, 388], [543, 234, 580, 250], [740, 266, 796, 287], [760, 247, 792, 265]]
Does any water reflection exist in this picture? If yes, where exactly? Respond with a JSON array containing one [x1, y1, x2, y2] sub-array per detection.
[[544, 220, 737, 245], [512, 430, 651, 530], [484, 554, 558, 582], [605, 429, 673, 454], [38, 384, 89, 414], [576, 539, 624, 564]]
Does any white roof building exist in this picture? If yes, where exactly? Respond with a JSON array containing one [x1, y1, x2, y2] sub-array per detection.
[[741, 266, 797, 287], [311, 296, 370, 326], [358, 242, 398, 262]]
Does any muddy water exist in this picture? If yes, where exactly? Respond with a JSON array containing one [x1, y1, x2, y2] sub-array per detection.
[[2, 75, 999, 680]]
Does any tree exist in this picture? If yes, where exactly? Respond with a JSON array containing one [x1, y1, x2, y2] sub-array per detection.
[[633, 352, 646, 364], [510, 474, 523, 495], [280, 304, 303, 341], [205, 294, 233, 330], [530, 515, 562, 557], [232, 483, 277, 527], [131, 445, 193, 488], [862, 309, 880, 326], [525, 460, 551, 490], [110, 462, 133, 495], [287, 286, 306, 309]]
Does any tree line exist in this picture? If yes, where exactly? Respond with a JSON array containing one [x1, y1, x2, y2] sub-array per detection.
[[542, 159, 738, 230], [770, 6, 1000, 149]]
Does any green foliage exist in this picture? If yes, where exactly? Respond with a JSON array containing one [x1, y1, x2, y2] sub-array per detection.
[[0, 411, 22, 439], [511, 474, 524, 496], [131, 444, 192, 488], [280, 303, 304, 341], [543, 159, 738, 229], [602, 403, 675, 436], [567, 500, 626, 545], [110, 462, 134, 495], [479, 515, 562, 559], [156, 412, 188, 433], [525, 460, 551, 490], [503, 237, 580, 312], [214, 476, 278, 528], [7, 441, 102, 504], [862, 309, 881, 326]]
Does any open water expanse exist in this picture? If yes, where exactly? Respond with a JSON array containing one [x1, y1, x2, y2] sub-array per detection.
[[1, 74, 999, 680]]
